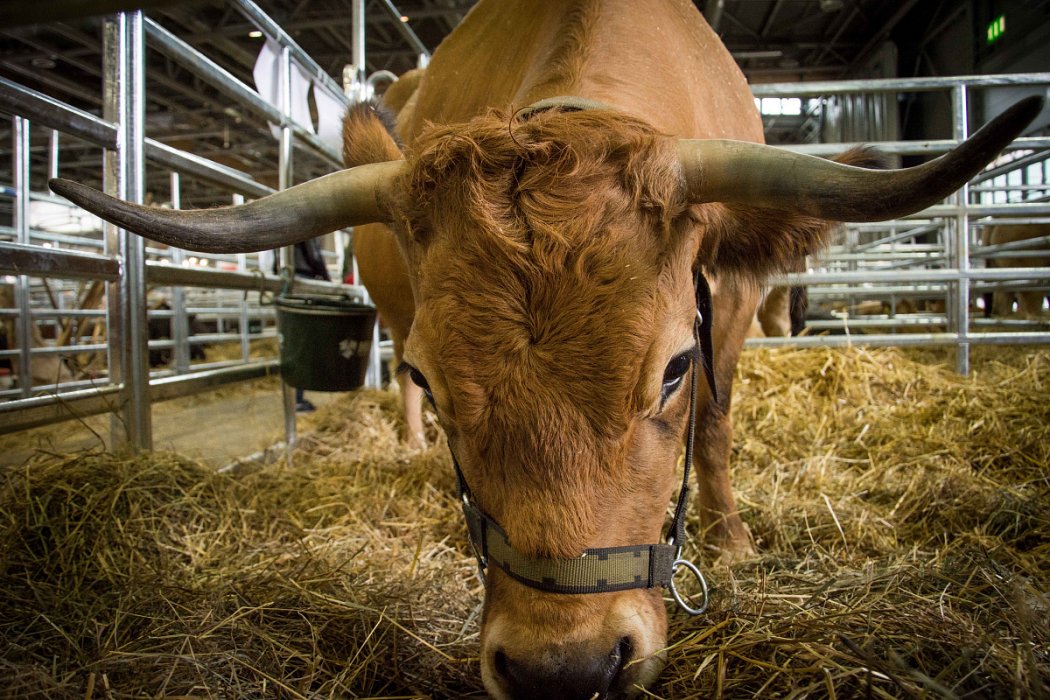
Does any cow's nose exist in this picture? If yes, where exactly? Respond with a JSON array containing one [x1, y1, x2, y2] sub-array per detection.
[[493, 636, 631, 699]]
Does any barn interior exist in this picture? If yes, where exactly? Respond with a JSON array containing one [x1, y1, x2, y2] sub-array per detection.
[[0, 1, 1048, 697]]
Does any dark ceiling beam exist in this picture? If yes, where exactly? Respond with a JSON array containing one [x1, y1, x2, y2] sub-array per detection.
[[759, 0, 787, 38], [720, 10, 762, 41], [811, 3, 861, 67], [46, 23, 228, 133], [747, 64, 850, 80], [213, 5, 470, 38], [725, 40, 862, 52], [845, 0, 924, 74], [152, 7, 259, 74], [0, 61, 101, 106]]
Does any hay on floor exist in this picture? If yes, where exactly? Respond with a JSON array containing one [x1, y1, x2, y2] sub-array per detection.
[[0, 346, 1047, 698]]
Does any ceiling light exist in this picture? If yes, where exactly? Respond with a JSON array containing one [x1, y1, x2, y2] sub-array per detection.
[[248, 30, 263, 38], [400, 15, 409, 22]]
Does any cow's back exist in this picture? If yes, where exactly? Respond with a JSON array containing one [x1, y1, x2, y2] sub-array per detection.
[[401, 0, 762, 143]]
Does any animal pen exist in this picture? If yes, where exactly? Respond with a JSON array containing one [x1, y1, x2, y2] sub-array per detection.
[[0, 2, 1048, 697]]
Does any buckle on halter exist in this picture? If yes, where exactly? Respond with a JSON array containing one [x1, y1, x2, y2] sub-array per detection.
[[669, 557, 709, 616]]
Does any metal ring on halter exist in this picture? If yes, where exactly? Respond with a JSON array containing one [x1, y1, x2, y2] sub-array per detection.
[[669, 558, 709, 616]]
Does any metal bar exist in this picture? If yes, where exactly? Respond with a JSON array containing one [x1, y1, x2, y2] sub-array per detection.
[[0, 77, 275, 211], [951, 84, 971, 374], [277, 43, 297, 453], [14, 116, 34, 399], [0, 361, 278, 436], [228, 0, 349, 105], [144, 260, 365, 295], [169, 171, 191, 373], [48, 128, 60, 179], [746, 332, 1050, 348], [777, 136, 1050, 156], [784, 268, 1050, 285], [148, 359, 278, 402], [973, 234, 1050, 256], [0, 308, 106, 319], [0, 242, 121, 280], [349, 0, 366, 101], [977, 249, 1050, 260], [102, 14, 124, 448], [907, 202, 1050, 219], [374, 0, 430, 59], [143, 16, 344, 167], [144, 139, 273, 198], [751, 72, 1050, 97], [122, 10, 152, 448], [0, 76, 117, 149], [976, 149, 1050, 182], [233, 192, 251, 364], [0, 227, 105, 250], [0, 342, 108, 357]]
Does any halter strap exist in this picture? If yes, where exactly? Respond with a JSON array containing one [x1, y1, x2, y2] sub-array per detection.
[[515, 96, 615, 120], [450, 269, 716, 614]]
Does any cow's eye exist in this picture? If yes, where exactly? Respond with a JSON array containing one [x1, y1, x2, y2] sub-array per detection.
[[661, 351, 693, 405], [398, 362, 434, 404]]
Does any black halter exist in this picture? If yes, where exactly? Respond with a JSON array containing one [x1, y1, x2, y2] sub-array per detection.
[[450, 269, 717, 615]]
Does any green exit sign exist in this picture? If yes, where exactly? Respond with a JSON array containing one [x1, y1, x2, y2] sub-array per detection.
[[986, 15, 1006, 45]]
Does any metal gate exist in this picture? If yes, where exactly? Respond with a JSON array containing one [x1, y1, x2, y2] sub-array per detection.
[[0, 0, 427, 451]]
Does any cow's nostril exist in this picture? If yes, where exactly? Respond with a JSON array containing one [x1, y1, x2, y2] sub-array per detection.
[[492, 639, 632, 699], [613, 636, 633, 671], [493, 647, 510, 680]]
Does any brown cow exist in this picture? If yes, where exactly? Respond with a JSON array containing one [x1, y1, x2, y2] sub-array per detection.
[[349, 71, 429, 447], [49, 1, 1039, 696], [980, 222, 1050, 318]]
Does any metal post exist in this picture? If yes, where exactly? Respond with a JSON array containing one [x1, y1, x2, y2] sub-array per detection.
[[350, 0, 383, 390], [104, 11, 152, 450], [277, 44, 297, 455], [48, 128, 60, 179], [13, 117, 33, 399], [350, 0, 367, 102], [233, 193, 250, 363], [170, 171, 190, 373], [952, 84, 971, 375]]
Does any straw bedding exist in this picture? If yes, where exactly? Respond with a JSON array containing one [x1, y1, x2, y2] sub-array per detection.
[[1, 346, 1047, 698]]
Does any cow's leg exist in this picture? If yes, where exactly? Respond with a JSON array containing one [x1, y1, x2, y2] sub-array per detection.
[[693, 398, 754, 559], [398, 372, 427, 448], [390, 331, 426, 449], [993, 290, 1014, 316], [1019, 291, 1046, 318], [756, 285, 791, 337], [692, 275, 757, 559]]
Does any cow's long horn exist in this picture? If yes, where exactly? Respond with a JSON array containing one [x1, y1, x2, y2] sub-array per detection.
[[678, 95, 1044, 221], [49, 160, 406, 253]]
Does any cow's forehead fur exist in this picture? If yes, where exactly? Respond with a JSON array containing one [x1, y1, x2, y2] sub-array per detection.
[[397, 110, 697, 462]]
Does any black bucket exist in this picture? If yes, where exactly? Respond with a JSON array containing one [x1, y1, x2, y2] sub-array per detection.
[[275, 294, 377, 391]]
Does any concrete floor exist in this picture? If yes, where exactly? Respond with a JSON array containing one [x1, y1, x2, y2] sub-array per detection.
[[1, 379, 339, 468]]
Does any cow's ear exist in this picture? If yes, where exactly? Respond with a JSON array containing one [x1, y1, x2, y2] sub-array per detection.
[[343, 101, 404, 168], [697, 147, 888, 279]]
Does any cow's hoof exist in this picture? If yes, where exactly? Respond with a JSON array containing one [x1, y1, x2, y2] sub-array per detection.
[[405, 430, 428, 451], [708, 538, 757, 564]]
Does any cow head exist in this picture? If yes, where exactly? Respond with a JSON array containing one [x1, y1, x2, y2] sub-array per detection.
[[48, 95, 1043, 699], [394, 109, 701, 695]]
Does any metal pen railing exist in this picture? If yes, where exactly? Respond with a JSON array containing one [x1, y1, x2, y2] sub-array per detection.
[[0, 0, 427, 446], [751, 74, 1050, 374]]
